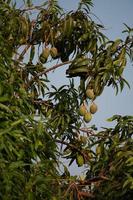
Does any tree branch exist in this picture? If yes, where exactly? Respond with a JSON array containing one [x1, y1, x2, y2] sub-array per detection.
[[28, 60, 72, 86], [79, 176, 109, 185], [20, 5, 44, 12], [39, 60, 72, 76], [55, 139, 80, 152], [79, 128, 106, 138]]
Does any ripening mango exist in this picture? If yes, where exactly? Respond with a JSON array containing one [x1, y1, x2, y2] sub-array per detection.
[[86, 89, 95, 99], [42, 47, 50, 59], [90, 102, 98, 114], [84, 112, 92, 123], [79, 104, 87, 116], [50, 47, 58, 58]]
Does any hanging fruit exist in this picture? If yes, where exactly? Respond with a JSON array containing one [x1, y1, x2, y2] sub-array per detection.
[[50, 47, 58, 58], [86, 88, 95, 99], [84, 112, 92, 123], [90, 102, 98, 114], [42, 47, 50, 59], [79, 104, 87, 116]]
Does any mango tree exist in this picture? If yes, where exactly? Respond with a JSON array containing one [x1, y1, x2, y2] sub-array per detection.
[[0, 0, 133, 199]]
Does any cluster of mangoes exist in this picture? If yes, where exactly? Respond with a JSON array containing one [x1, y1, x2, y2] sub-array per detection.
[[79, 88, 98, 123], [39, 47, 58, 63]]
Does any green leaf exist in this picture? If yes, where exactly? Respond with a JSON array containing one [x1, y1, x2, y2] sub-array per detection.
[[11, 119, 24, 127], [121, 77, 130, 89], [29, 45, 35, 62], [0, 103, 11, 113], [0, 96, 9, 102], [9, 161, 26, 170], [106, 115, 121, 122]]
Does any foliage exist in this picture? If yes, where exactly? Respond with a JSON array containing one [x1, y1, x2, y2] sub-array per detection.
[[86, 115, 133, 200], [0, 0, 133, 199]]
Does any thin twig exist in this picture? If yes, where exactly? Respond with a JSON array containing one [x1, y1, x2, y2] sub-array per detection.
[[55, 139, 80, 152], [79, 176, 109, 186], [79, 191, 94, 198], [20, 5, 44, 12], [33, 99, 52, 106], [79, 128, 106, 138], [63, 182, 78, 199], [37, 60, 71, 76], [18, 44, 31, 61]]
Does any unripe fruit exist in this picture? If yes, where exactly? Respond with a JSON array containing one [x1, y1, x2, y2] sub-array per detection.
[[52, 197, 57, 200], [96, 145, 101, 155], [90, 102, 98, 114], [86, 89, 95, 99], [79, 104, 86, 116], [39, 54, 47, 64], [50, 47, 58, 58], [84, 112, 92, 123], [42, 47, 50, 59], [80, 135, 87, 145], [76, 154, 84, 167]]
